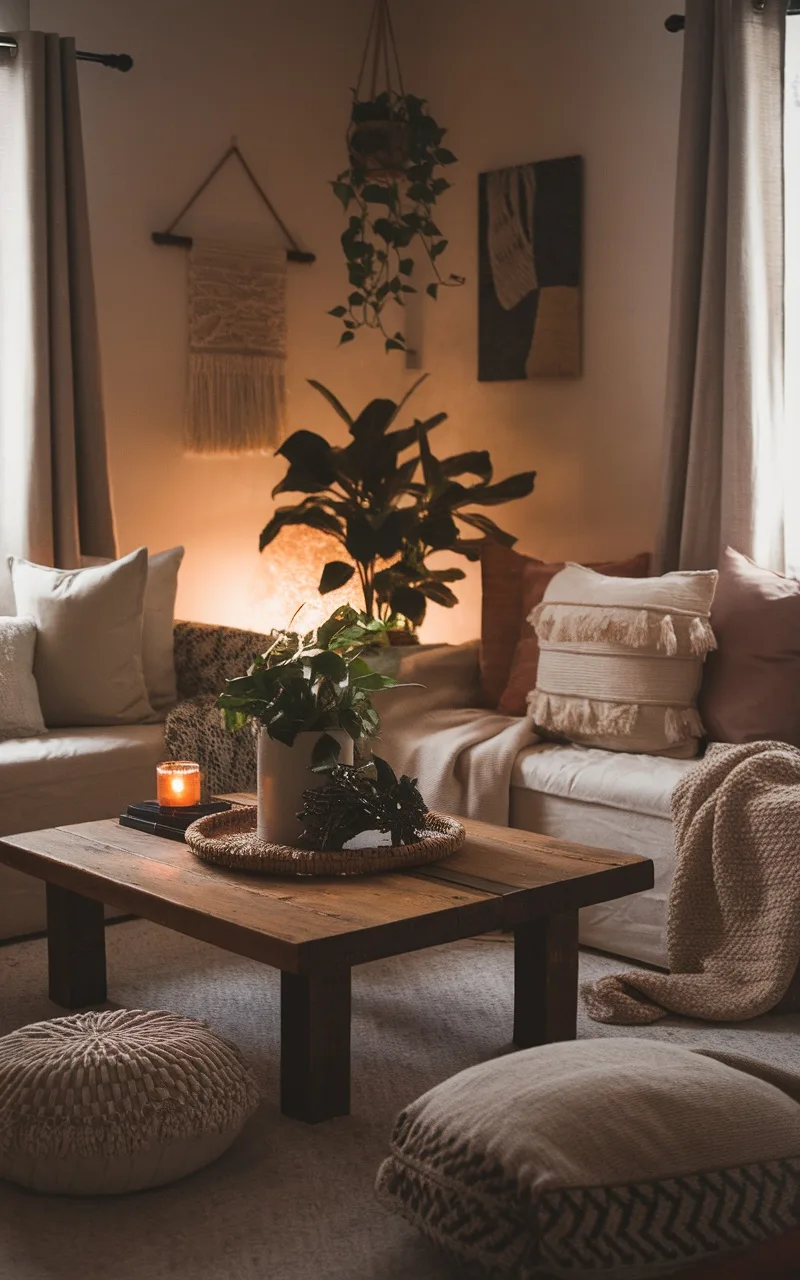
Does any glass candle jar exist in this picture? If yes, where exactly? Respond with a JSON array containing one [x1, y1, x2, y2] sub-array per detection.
[[156, 761, 201, 808]]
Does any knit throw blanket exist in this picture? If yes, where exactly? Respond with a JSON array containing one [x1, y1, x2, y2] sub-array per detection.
[[583, 741, 800, 1025], [185, 239, 287, 454]]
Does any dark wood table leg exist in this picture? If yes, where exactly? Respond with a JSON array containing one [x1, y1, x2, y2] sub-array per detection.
[[513, 910, 579, 1048], [46, 883, 107, 1008], [280, 967, 351, 1123]]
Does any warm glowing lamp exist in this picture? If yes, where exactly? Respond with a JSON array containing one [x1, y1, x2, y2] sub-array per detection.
[[156, 761, 202, 808]]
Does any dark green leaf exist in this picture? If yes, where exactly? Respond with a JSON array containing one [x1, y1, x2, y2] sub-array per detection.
[[453, 472, 536, 507], [456, 512, 517, 547], [417, 420, 443, 489], [307, 381, 355, 426], [328, 305, 348, 318], [386, 337, 405, 352], [310, 731, 342, 773], [339, 330, 356, 345], [426, 282, 439, 300], [318, 560, 356, 594], [398, 257, 414, 276], [417, 512, 458, 550], [259, 505, 344, 551], [310, 649, 347, 681], [276, 430, 336, 480], [440, 450, 493, 483], [348, 292, 365, 307], [430, 240, 449, 259], [332, 181, 354, 208], [350, 398, 398, 440], [434, 147, 457, 164], [419, 580, 458, 608], [388, 408, 445, 452], [390, 586, 427, 626], [362, 183, 394, 205]]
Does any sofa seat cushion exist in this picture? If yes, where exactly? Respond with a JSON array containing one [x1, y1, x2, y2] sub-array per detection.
[[511, 744, 698, 970], [0, 724, 165, 940], [511, 741, 697, 818]]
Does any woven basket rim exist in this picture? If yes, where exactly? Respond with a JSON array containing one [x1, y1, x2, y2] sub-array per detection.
[[185, 806, 465, 878]]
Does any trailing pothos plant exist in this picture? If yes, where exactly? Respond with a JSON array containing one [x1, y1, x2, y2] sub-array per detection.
[[259, 376, 536, 629], [216, 606, 404, 772], [329, 92, 464, 352]]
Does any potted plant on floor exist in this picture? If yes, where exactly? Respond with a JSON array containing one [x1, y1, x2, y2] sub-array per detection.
[[259, 375, 536, 635], [217, 606, 405, 846]]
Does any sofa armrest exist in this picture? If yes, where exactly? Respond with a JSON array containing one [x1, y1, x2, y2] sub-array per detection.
[[173, 620, 271, 699]]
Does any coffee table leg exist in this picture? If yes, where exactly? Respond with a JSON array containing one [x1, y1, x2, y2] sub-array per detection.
[[46, 884, 107, 1008], [513, 910, 579, 1048], [280, 967, 351, 1123]]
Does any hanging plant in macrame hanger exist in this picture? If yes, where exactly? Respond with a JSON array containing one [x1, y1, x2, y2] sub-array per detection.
[[329, 0, 465, 353]]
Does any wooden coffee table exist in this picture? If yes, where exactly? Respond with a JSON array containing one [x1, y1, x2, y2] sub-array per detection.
[[0, 804, 652, 1122]]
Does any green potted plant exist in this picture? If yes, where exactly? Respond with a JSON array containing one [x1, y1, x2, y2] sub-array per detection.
[[259, 376, 536, 633], [217, 606, 404, 846], [328, 0, 464, 351], [331, 92, 464, 353]]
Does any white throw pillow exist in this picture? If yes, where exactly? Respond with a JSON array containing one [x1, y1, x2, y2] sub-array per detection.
[[82, 546, 185, 712], [9, 548, 154, 727], [0, 616, 45, 740], [376, 1039, 800, 1278], [528, 564, 718, 757]]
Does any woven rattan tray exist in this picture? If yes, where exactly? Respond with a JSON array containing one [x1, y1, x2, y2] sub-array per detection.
[[184, 805, 465, 877]]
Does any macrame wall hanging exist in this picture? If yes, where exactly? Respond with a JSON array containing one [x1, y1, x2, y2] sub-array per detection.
[[152, 141, 314, 455]]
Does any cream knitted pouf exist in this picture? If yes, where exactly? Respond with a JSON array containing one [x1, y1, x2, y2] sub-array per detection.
[[0, 1009, 260, 1195]]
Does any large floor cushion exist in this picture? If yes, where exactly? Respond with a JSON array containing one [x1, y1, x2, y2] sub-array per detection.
[[0, 724, 165, 939], [511, 743, 697, 968], [0, 1009, 260, 1195], [376, 1039, 800, 1279]]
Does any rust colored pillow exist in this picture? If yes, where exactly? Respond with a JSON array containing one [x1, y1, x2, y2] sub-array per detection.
[[479, 543, 543, 707], [497, 552, 651, 717], [700, 547, 800, 747]]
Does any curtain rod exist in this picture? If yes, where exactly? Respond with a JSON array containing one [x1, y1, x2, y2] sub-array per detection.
[[0, 36, 133, 70], [667, 4, 800, 30]]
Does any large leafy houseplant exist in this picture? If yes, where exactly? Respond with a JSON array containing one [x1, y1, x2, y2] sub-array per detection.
[[330, 91, 464, 353], [259, 377, 536, 629], [217, 606, 402, 771]]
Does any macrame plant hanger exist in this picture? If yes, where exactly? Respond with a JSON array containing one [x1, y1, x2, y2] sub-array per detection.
[[151, 139, 315, 263], [355, 0, 405, 103]]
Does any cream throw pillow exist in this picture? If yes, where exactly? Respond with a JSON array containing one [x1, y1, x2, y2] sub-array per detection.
[[0, 617, 46, 740], [83, 546, 185, 711], [10, 548, 154, 727], [528, 563, 718, 757], [376, 1039, 800, 1278]]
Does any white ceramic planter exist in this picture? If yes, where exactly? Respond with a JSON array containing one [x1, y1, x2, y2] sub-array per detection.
[[256, 729, 353, 847]]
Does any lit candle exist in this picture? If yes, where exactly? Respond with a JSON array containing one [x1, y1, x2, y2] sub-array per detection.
[[157, 761, 202, 808]]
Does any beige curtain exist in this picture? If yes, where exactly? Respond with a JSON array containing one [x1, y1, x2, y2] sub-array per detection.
[[0, 31, 116, 610], [656, 0, 786, 574]]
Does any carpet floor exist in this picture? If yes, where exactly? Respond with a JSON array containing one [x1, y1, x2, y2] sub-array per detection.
[[0, 921, 798, 1280]]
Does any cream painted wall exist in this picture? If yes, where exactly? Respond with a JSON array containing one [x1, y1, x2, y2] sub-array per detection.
[[394, 0, 684, 641], [29, 0, 683, 643], [31, 0, 403, 633]]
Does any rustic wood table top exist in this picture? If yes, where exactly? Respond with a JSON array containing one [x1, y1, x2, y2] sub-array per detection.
[[0, 805, 653, 975], [0, 803, 653, 1122]]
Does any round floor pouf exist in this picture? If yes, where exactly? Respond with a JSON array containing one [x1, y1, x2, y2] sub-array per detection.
[[376, 1039, 800, 1279], [0, 1009, 260, 1196]]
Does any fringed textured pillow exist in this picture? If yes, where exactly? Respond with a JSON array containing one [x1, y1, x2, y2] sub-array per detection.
[[528, 564, 718, 757]]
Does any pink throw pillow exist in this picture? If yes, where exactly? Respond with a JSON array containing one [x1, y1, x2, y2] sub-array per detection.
[[700, 547, 800, 746]]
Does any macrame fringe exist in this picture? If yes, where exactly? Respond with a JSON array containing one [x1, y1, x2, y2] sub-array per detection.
[[185, 353, 286, 455], [529, 604, 716, 656], [528, 690, 705, 744]]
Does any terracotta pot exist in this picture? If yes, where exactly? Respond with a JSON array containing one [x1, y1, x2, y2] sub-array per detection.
[[256, 729, 353, 847]]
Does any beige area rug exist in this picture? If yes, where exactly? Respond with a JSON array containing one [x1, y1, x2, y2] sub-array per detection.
[[0, 923, 798, 1280]]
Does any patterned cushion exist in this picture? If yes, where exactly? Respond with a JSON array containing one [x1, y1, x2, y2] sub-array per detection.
[[528, 564, 718, 757], [375, 1039, 800, 1278], [0, 1010, 260, 1195]]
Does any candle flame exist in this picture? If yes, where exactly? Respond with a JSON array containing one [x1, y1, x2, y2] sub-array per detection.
[[171, 777, 185, 794]]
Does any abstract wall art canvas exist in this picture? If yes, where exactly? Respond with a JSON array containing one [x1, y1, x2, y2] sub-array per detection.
[[478, 155, 582, 380]]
